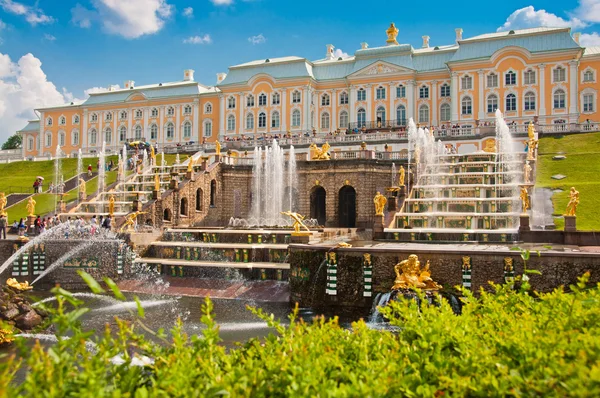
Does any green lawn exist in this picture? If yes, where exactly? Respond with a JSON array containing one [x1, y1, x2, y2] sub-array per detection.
[[536, 132, 600, 230]]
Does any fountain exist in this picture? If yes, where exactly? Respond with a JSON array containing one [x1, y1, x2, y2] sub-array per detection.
[[53, 144, 63, 212], [98, 141, 106, 195]]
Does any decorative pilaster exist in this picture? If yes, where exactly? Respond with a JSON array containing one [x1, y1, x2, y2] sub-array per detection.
[[569, 61, 579, 122], [431, 80, 438, 126], [349, 86, 356, 125], [193, 100, 200, 141], [539, 64, 546, 119], [303, 86, 310, 131], [406, 81, 415, 121], [365, 84, 372, 122], [331, 89, 337, 131], [82, 109, 88, 151], [239, 92, 245, 136], [451, 72, 459, 122], [281, 90, 287, 131], [477, 70, 485, 120], [219, 94, 225, 138], [326, 252, 338, 296]]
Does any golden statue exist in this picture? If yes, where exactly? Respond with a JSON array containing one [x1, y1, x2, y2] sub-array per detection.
[[215, 141, 221, 155], [462, 256, 471, 271], [150, 145, 156, 162], [154, 173, 160, 191], [386, 22, 399, 45], [309, 142, 331, 160], [6, 278, 33, 291], [374, 191, 387, 216], [565, 186, 580, 217], [363, 253, 372, 266], [483, 139, 497, 153], [187, 156, 194, 173], [523, 161, 532, 184], [393, 254, 441, 290], [26, 197, 36, 217], [108, 195, 115, 217], [398, 165, 405, 186], [336, 242, 352, 248], [504, 257, 514, 272], [527, 122, 535, 141], [519, 186, 530, 212], [527, 138, 538, 160], [0, 192, 6, 216], [281, 211, 310, 234], [120, 211, 147, 232], [78, 178, 86, 194]]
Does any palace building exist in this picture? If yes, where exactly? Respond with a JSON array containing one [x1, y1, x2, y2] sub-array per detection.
[[17, 24, 600, 158]]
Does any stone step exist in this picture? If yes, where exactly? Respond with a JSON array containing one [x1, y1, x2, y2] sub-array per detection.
[[135, 257, 290, 270], [150, 242, 288, 249]]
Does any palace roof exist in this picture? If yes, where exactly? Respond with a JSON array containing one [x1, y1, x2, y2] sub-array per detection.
[[17, 120, 40, 133]]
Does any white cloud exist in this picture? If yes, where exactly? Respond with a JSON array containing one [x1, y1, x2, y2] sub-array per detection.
[[43, 33, 56, 41], [211, 0, 234, 5], [581, 32, 600, 46], [0, 0, 54, 26], [183, 34, 211, 44], [0, 19, 6, 30], [574, 0, 600, 23], [84, 85, 120, 96], [248, 34, 266, 45], [333, 49, 349, 58], [497, 6, 587, 32], [182, 6, 193, 17], [71, 0, 173, 39]]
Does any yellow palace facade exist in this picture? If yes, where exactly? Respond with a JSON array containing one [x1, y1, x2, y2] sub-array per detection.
[[18, 25, 600, 158]]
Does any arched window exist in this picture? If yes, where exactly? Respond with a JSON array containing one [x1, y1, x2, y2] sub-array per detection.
[[524, 91, 536, 111], [419, 85, 429, 99], [461, 75, 472, 90], [272, 111, 280, 128], [210, 180, 217, 206], [91, 113, 98, 123], [339, 111, 348, 128], [204, 121, 212, 137], [246, 113, 254, 130], [258, 93, 267, 106], [184, 105, 192, 115], [258, 112, 266, 128], [583, 92, 595, 112], [487, 94, 498, 113], [506, 93, 517, 111], [487, 73, 498, 88], [104, 128, 112, 144], [227, 96, 236, 109], [292, 90, 301, 103], [246, 95, 255, 107], [553, 66, 566, 82], [59, 116, 66, 125], [376, 106, 386, 123], [72, 129, 79, 145], [292, 110, 301, 127], [321, 112, 330, 129], [524, 69, 536, 85], [357, 108, 366, 126], [461, 96, 472, 115], [397, 105, 406, 124], [46, 117, 53, 126], [196, 188, 203, 211], [163, 209, 171, 221], [120, 111, 127, 120], [376, 86, 386, 100], [418, 105, 429, 123], [505, 71, 516, 86], [45, 132, 52, 147], [167, 106, 175, 116], [180, 197, 188, 216], [227, 114, 236, 131], [135, 109, 143, 118], [183, 121, 192, 138], [397, 85, 406, 98], [135, 125, 142, 140], [440, 103, 451, 121], [321, 94, 330, 106], [119, 126, 127, 141], [440, 84, 450, 97], [89, 129, 97, 145], [151, 108, 159, 117], [59, 131, 65, 146], [150, 124, 158, 140], [272, 92, 280, 105], [28, 137, 33, 151], [340, 92, 348, 105], [106, 112, 113, 121], [166, 122, 174, 139], [205, 103, 212, 114], [584, 70, 595, 82], [73, 115, 80, 124], [357, 88, 366, 101], [553, 89, 566, 109]]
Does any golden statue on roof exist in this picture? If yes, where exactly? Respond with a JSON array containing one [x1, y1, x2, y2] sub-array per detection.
[[386, 23, 399, 45]]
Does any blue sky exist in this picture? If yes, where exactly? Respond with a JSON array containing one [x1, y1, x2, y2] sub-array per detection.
[[0, 0, 598, 142]]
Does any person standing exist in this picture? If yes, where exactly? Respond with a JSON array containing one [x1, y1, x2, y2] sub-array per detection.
[[0, 214, 7, 239], [87, 164, 93, 176]]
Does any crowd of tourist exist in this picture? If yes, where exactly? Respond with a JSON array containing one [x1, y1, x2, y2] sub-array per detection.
[[2, 214, 114, 240]]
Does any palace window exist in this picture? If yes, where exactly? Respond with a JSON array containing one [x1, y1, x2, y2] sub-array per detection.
[[272, 92, 280, 105], [227, 115, 236, 131], [166, 122, 174, 139], [73, 115, 80, 124], [205, 103, 212, 114], [584, 93, 595, 112], [184, 105, 192, 115], [246, 113, 254, 130], [419, 85, 429, 99], [461, 75, 472, 90], [135, 109, 143, 118], [89, 129, 97, 145], [339, 111, 348, 128], [119, 126, 126, 141], [227, 96, 236, 109], [72, 130, 79, 146], [440, 103, 451, 121], [321, 94, 330, 106], [59, 116, 66, 126], [272, 111, 280, 128], [104, 128, 112, 144], [376, 86, 386, 100], [397, 85, 406, 98], [524, 69, 536, 85], [505, 71, 516, 86], [106, 112, 113, 121], [418, 105, 429, 123], [183, 121, 192, 138], [524, 91, 536, 111], [167, 107, 175, 116], [150, 124, 158, 140], [46, 117, 53, 127], [553, 66, 566, 83], [258, 94, 267, 106], [487, 94, 498, 113], [321, 112, 330, 129], [397, 105, 407, 124], [357, 88, 366, 101], [135, 125, 142, 140], [292, 110, 301, 127], [584, 70, 595, 82], [553, 89, 566, 109], [91, 113, 98, 123], [487, 73, 498, 88], [440, 84, 450, 98], [357, 108, 366, 126], [120, 111, 128, 120], [151, 108, 159, 117], [461, 96, 472, 115], [204, 121, 212, 137], [59, 131, 65, 147], [292, 91, 301, 104], [247, 95, 255, 107], [28, 137, 33, 151], [340, 91, 348, 105], [258, 112, 266, 128], [505, 93, 517, 111]]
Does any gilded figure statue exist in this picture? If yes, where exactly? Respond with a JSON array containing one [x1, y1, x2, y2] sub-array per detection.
[[483, 139, 497, 153], [519, 187, 530, 212], [328, 251, 337, 264], [504, 257, 514, 272], [386, 23, 399, 45], [150, 145, 156, 162], [281, 211, 310, 233], [187, 156, 194, 173], [523, 161, 532, 184], [336, 242, 352, 248], [527, 122, 535, 141], [0, 192, 6, 215], [363, 253, 372, 267], [462, 256, 471, 271], [6, 278, 33, 291], [565, 186, 580, 217], [398, 165, 406, 186], [392, 254, 441, 290], [26, 197, 36, 217], [120, 211, 147, 233], [108, 195, 116, 217], [215, 141, 221, 155], [78, 178, 86, 194], [374, 191, 387, 216], [309, 143, 331, 160], [154, 173, 160, 192]]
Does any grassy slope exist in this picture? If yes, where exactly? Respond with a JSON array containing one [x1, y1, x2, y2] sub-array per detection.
[[536, 132, 600, 230]]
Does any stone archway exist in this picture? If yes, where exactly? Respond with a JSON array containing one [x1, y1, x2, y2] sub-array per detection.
[[163, 208, 172, 221], [210, 180, 217, 206], [310, 186, 326, 226], [180, 197, 188, 216], [338, 185, 356, 228]]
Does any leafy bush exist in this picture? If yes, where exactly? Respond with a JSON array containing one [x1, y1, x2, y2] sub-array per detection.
[[1, 273, 600, 396]]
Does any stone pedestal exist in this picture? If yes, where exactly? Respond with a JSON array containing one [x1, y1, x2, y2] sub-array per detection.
[[399, 186, 406, 197], [214, 154, 221, 163], [387, 196, 398, 212], [290, 232, 310, 244], [27, 215, 36, 233], [519, 214, 530, 232], [373, 214, 385, 239], [152, 190, 160, 200], [185, 170, 194, 181], [132, 195, 142, 212], [564, 215, 577, 232], [201, 157, 209, 171], [169, 178, 178, 190]]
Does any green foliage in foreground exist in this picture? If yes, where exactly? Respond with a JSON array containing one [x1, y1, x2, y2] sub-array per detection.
[[2, 274, 600, 397]]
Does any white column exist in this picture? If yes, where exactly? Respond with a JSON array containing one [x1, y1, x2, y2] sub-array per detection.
[[303, 86, 310, 131], [388, 82, 394, 123], [366, 84, 372, 122], [477, 70, 484, 120], [451, 72, 459, 122], [539, 64, 546, 117], [219, 95, 225, 138], [569, 61, 579, 120], [431, 80, 438, 126], [39, 113, 45, 156], [83, 110, 88, 151], [160, 107, 165, 147], [331, 89, 337, 131], [240, 93, 245, 135], [175, 105, 181, 141], [143, 108, 148, 142], [193, 101, 199, 141], [127, 109, 133, 140], [113, 112, 117, 144], [349, 86, 356, 126], [281, 90, 287, 131], [99, 114, 103, 145], [406, 82, 415, 122]]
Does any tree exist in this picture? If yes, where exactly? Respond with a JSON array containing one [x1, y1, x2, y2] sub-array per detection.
[[2, 134, 22, 150]]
